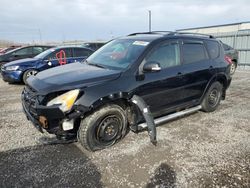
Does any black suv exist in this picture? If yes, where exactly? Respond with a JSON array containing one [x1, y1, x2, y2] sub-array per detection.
[[22, 32, 232, 151]]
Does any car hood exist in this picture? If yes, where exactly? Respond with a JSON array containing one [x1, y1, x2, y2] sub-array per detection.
[[3, 58, 39, 67], [27, 62, 122, 95]]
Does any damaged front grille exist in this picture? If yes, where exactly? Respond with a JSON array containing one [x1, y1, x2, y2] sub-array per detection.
[[22, 86, 38, 118]]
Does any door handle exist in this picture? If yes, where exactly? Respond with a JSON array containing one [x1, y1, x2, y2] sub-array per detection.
[[177, 72, 183, 78], [177, 72, 182, 76]]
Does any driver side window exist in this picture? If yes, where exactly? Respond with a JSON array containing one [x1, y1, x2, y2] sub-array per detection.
[[146, 42, 180, 69]]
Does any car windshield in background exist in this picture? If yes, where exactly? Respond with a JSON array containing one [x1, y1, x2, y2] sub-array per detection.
[[86, 39, 149, 70], [35, 48, 55, 59]]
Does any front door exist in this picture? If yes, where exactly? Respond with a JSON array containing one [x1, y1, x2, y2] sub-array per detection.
[[134, 40, 185, 116]]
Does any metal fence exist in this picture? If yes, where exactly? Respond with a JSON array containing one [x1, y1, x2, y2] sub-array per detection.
[[213, 30, 250, 66]]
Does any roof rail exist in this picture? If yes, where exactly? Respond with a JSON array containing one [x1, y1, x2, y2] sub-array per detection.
[[127, 31, 215, 38], [128, 32, 160, 36], [171, 32, 215, 38], [128, 31, 173, 36]]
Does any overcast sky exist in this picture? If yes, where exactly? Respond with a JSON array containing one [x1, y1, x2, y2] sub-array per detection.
[[0, 0, 250, 43]]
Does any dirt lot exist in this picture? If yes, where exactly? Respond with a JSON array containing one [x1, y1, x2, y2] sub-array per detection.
[[0, 70, 249, 188]]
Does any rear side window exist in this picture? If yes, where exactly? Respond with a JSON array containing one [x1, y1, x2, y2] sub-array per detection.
[[63, 48, 73, 58], [182, 42, 208, 64], [43, 46, 52, 51], [206, 41, 220, 59], [74, 48, 92, 57], [12, 47, 32, 55], [33, 47, 43, 55], [223, 43, 233, 51]]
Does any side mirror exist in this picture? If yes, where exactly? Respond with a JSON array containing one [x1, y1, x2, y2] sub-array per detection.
[[143, 61, 161, 72], [44, 59, 52, 66]]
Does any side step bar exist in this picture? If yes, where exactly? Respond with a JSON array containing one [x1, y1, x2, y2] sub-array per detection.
[[138, 105, 202, 129]]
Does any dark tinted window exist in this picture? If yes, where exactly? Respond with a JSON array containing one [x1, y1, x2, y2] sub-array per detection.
[[146, 43, 180, 69], [97, 43, 105, 48], [182, 43, 207, 64], [33, 47, 43, 55], [12, 47, 32, 55], [43, 46, 52, 50], [74, 48, 92, 57], [206, 41, 220, 59], [223, 43, 233, 51]]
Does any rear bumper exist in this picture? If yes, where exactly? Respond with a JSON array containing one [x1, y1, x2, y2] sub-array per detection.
[[1, 69, 22, 83]]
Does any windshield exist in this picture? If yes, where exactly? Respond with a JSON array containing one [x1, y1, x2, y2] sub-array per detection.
[[86, 39, 149, 70], [35, 48, 56, 59]]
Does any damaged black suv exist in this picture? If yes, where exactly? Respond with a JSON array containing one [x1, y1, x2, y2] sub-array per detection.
[[22, 32, 232, 151]]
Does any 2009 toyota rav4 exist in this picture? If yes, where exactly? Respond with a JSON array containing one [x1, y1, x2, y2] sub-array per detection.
[[22, 32, 232, 151]]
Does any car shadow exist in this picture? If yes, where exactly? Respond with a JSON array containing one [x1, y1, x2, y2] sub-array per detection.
[[0, 144, 102, 188], [146, 163, 176, 188]]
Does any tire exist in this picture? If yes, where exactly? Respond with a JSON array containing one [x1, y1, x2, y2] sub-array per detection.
[[23, 69, 38, 84], [201, 81, 223, 112], [230, 61, 237, 75], [78, 104, 128, 151]]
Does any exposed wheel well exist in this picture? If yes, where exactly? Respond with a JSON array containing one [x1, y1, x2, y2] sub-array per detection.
[[216, 76, 227, 100]]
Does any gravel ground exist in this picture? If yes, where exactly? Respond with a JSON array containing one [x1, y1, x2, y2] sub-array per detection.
[[0, 70, 249, 188]]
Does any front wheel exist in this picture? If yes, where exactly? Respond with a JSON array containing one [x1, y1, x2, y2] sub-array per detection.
[[78, 104, 128, 151], [201, 81, 223, 112], [23, 69, 38, 84]]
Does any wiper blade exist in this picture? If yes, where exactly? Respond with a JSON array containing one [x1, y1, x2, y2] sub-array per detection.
[[89, 63, 106, 69]]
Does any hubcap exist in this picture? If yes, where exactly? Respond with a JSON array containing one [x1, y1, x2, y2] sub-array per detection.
[[27, 70, 38, 78], [230, 63, 236, 74], [208, 89, 219, 107], [97, 115, 120, 143]]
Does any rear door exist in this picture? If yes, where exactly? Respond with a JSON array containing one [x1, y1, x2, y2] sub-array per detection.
[[10, 47, 33, 61], [178, 39, 214, 103]]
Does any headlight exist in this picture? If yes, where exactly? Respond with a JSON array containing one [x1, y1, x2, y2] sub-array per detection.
[[6, 65, 19, 71], [46, 89, 80, 112]]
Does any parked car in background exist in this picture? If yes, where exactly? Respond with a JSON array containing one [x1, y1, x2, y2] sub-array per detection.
[[0, 46, 22, 55], [1, 46, 93, 84], [21, 32, 232, 151], [222, 43, 239, 75], [81, 42, 106, 51], [0, 45, 53, 67]]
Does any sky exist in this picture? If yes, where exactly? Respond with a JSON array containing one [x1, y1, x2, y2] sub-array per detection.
[[0, 0, 250, 43]]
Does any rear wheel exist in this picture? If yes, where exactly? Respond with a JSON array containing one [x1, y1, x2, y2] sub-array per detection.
[[230, 61, 237, 75], [78, 104, 127, 151], [23, 69, 38, 84], [202, 81, 223, 112]]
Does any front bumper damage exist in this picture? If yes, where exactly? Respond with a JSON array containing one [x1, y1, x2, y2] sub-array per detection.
[[22, 94, 65, 134], [21, 87, 88, 136]]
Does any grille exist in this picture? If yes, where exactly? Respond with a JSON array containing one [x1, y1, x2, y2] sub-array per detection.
[[22, 86, 38, 118], [1, 66, 5, 72]]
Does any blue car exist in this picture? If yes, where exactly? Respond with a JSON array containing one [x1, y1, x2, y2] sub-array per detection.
[[1, 46, 93, 84]]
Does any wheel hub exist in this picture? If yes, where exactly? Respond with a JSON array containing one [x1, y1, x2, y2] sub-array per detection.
[[208, 89, 219, 106], [27, 70, 38, 77], [230, 63, 236, 74], [98, 116, 120, 142]]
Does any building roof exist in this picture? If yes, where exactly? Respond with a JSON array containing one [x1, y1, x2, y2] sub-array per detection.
[[178, 21, 250, 31]]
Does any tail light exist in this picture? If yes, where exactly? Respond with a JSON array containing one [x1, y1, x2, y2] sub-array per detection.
[[225, 55, 233, 64]]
